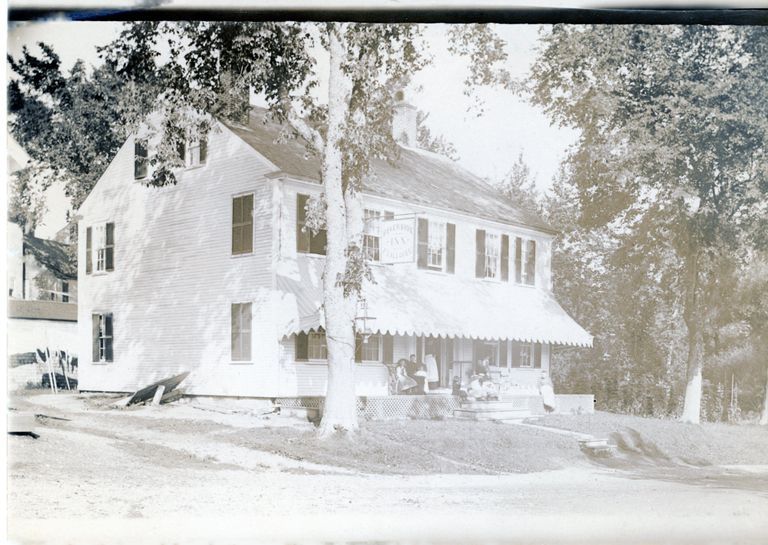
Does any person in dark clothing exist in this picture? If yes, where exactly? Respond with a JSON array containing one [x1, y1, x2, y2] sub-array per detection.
[[408, 353, 426, 394]]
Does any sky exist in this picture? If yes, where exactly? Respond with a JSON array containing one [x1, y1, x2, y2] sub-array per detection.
[[7, 20, 577, 236]]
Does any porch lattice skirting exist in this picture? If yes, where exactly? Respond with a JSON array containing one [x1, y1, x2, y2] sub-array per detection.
[[276, 395, 463, 421]]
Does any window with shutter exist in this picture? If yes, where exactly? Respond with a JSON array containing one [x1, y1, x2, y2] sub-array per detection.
[[89, 223, 115, 273], [296, 193, 327, 255], [515, 237, 522, 283], [92, 313, 114, 362], [231, 303, 252, 361], [232, 194, 254, 255], [356, 334, 381, 362], [363, 209, 381, 261], [134, 139, 148, 179], [484, 232, 500, 279], [511, 341, 534, 368], [308, 332, 328, 360]]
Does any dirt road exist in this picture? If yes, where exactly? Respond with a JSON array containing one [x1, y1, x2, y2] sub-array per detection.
[[7, 394, 768, 544]]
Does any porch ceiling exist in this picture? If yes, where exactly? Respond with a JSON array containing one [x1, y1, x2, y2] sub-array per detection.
[[275, 258, 593, 347]]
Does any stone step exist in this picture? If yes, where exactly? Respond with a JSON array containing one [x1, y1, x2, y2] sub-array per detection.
[[460, 401, 532, 411], [453, 408, 531, 421]]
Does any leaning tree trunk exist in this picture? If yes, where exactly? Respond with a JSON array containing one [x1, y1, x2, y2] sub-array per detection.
[[317, 26, 360, 438], [760, 365, 768, 426]]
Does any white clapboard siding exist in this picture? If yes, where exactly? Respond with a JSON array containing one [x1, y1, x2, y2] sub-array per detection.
[[78, 122, 281, 396], [278, 337, 389, 396]]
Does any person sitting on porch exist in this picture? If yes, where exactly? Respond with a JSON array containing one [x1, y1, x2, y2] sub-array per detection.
[[425, 353, 439, 391], [408, 354, 427, 395], [395, 359, 417, 394], [468, 375, 499, 401]]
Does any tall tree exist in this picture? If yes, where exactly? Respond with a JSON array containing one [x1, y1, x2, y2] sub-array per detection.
[[529, 25, 768, 423], [7, 42, 160, 223], [497, 152, 541, 215], [99, 22, 509, 437]]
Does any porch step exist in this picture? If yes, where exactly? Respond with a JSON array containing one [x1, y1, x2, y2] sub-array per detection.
[[459, 400, 532, 411], [453, 408, 531, 421]]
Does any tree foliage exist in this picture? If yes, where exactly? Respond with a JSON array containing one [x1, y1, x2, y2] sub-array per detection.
[[530, 25, 768, 422]]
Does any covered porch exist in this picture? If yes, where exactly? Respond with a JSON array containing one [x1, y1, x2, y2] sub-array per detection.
[[274, 257, 592, 403]]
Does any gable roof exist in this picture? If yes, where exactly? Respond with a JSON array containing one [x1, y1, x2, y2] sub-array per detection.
[[222, 108, 555, 234], [23, 233, 77, 280]]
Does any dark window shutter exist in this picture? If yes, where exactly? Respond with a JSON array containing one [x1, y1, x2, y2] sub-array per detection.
[[511, 342, 520, 368], [105, 222, 115, 271], [526, 240, 536, 286], [446, 223, 456, 274], [177, 140, 186, 163], [92, 314, 100, 361], [200, 139, 208, 163], [417, 218, 428, 269], [355, 335, 363, 363], [515, 237, 523, 283], [243, 195, 253, 253], [134, 139, 147, 179], [445, 338, 454, 369], [500, 340, 509, 367], [296, 194, 310, 253], [295, 332, 309, 361], [86, 227, 92, 274], [475, 229, 486, 278], [501, 234, 509, 281], [534, 343, 542, 368], [383, 334, 394, 364], [104, 314, 113, 362]]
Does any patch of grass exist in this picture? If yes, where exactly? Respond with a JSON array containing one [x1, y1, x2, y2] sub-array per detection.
[[226, 419, 584, 475], [538, 412, 768, 466]]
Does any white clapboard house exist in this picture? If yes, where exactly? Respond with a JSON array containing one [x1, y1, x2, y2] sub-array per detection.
[[76, 100, 592, 404]]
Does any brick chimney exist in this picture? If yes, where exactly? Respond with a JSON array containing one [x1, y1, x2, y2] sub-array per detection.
[[391, 90, 417, 147]]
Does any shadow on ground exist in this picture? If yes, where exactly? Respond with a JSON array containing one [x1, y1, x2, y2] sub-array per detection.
[[584, 427, 768, 494]]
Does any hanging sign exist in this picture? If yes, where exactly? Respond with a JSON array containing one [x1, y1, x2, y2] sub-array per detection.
[[380, 217, 416, 264]]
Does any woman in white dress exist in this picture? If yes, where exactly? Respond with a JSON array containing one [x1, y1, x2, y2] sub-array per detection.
[[424, 353, 439, 391]]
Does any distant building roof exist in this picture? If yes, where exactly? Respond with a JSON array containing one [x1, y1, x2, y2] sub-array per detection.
[[8, 299, 77, 322], [23, 233, 77, 280], [222, 108, 555, 234]]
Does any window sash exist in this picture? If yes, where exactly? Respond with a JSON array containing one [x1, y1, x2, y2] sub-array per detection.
[[360, 334, 381, 362], [308, 332, 328, 360], [134, 140, 148, 179], [231, 303, 252, 361], [94, 313, 113, 362], [363, 209, 381, 262], [232, 195, 254, 255], [484, 232, 500, 279], [427, 221, 445, 269]]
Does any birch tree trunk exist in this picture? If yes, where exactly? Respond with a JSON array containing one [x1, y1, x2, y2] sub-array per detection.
[[317, 26, 360, 437], [681, 249, 703, 424], [760, 365, 768, 426]]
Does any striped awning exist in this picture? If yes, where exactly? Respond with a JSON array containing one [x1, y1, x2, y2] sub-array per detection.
[[275, 257, 593, 347]]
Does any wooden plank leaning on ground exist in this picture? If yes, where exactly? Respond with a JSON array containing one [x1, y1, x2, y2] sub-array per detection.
[[126, 372, 190, 406]]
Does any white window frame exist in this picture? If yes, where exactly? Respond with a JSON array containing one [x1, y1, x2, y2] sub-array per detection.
[[231, 302, 252, 362], [307, 331, 328, 361], [515, 237, 536, 286], [90, 222, 113, 274], [363, 209, 381, 262], [183, 139, 207, 169], [359, 333, 382, 363], [484, 231, 500, 279], [94, 313, 113, 363], [427, 220, 446, 270]]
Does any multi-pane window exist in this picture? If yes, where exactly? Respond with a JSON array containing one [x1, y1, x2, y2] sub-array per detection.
[[179, 139, 208, 168], [427, 220, 446, 269], [231, 303, 252, 361], [484, 232, 500, 279], [134, 139, 148, 179], [510, 341, 541, 368], [519, 343, 533, 367], [62, 281, 69, 303], [308, 332, 328, 360], [515, 237, 536, 286], [360, 335, 381, 361], [363, 209, 381, 261], [296, 194, 327, 255], [86, 222, 115, 274], [92, 313, 113, 362], [232, 194, 254, 255]]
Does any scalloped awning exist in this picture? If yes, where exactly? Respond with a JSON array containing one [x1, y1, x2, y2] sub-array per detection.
[[275, 257, 592, 347]]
